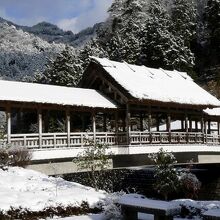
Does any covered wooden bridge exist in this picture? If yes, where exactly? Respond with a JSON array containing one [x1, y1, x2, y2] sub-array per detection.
[[1, 57, 220, 151]]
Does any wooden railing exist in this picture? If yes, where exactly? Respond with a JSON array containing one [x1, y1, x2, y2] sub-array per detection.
[[2, 131, 220, 150]]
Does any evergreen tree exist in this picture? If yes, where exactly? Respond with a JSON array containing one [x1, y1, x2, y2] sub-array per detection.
[[204, 0, 220, 68], [140, 0, 195, 72], [171, 0, 197, 46], [34, 46, 82, 87], [78, 39, 108, 70]]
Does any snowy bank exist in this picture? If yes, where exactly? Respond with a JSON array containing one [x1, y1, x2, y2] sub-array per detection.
[[0, 167, 106, 212]]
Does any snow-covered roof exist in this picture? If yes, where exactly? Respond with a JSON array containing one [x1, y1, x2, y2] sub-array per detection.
[[91, 57, 220, 107], [204, 107, 220, 116], [0, 80, 117, 109]]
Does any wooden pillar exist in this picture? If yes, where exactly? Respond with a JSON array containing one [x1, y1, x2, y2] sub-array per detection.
[[148, 109, 152, 143], [66, 109, 71, 147], [189, 119, 192, 132], [185, 114, 188, 143], [218, 121, 220, 135], [6, 106, 11, 144], [140, 113, 144, 132], [126, 104, 131, 145], [208, 120, 211, 134], [103, 113, 107, 132], [38, 109, 42, 148], [92, 111, 96, 143], [181, 119, 184, 131], [201, 116, 205, 143], [167, 114, 171, 143], [204, 120, 207, 135], [156, 115, 160, 132], [195, 120, 198, 132]]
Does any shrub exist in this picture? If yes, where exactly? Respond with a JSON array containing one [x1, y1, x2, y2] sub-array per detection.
[[149, 148, 201, 200], [8, 146, 32, 167], [149, 148, 179, 200], [179, 172, 201, 199], [0, 146, 32, 168], [0, 201, 101, 220], [73, 138, 112, 190]]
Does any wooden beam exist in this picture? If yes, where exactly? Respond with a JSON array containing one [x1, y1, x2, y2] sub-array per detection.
[[189, 119, 192, 132], [126, 104, 131, 145], [185, 114, 188, 143], [156, 115, 160, 132], [218, 121, 220, 135], [92, 111, 96, 144], [38, 109, 42, 148], [208, 120, 211, 134], [167, 114, 171, 133], [181, 119, 184, 131], [6, 106, 11, 144], [167, 113, 171, 143], [66, 109, 71, 147], [195, 120, 198, 131], [140, 113, 144, 132]]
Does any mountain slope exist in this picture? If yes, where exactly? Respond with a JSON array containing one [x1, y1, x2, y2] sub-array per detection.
[[0, 17, 102, 48], [0, 22, 67, 80]]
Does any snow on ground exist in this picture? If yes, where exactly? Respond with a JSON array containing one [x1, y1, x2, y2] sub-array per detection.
[[0, 167, 106, 212]]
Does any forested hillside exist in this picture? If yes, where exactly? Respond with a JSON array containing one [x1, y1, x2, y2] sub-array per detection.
[[0, 22, 67, 80]]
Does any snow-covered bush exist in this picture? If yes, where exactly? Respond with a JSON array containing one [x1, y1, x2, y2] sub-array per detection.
[[99, 192, 125, 220], [8, 146, 32, 167], [149, 148, 201, 200], [179, 172, 201, 199], [0, 146, 32, 168], [74, 139, 112, 190], [149, 148, 179, 200]]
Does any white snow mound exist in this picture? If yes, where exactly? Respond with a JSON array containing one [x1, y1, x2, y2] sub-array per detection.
[[0, 167, 106, 212]]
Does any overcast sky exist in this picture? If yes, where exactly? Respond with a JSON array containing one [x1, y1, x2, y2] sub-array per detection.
[[0, 0, 113, 33]]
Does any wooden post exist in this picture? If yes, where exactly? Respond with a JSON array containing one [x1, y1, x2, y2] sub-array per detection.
[[189, 119, 192, 132], [66, 109, 71, 147], [140, 113, 143, 131], [115, 112, 119, 145], [148, 109, 152, 143], [6, 106, 11, 144], [185, 114, 188, 143], [208, 120, 211, 134], [156, 115, 160, 132], [201, 116, 205, 143], [167, 114, 171, 143], [181, 119, 184, 131], [195, 120, 198, 132], [92, 111, 96, 144], [218, 121, 220, 135], [126, 104, 131, 145], [38, 109, 42, 148]]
